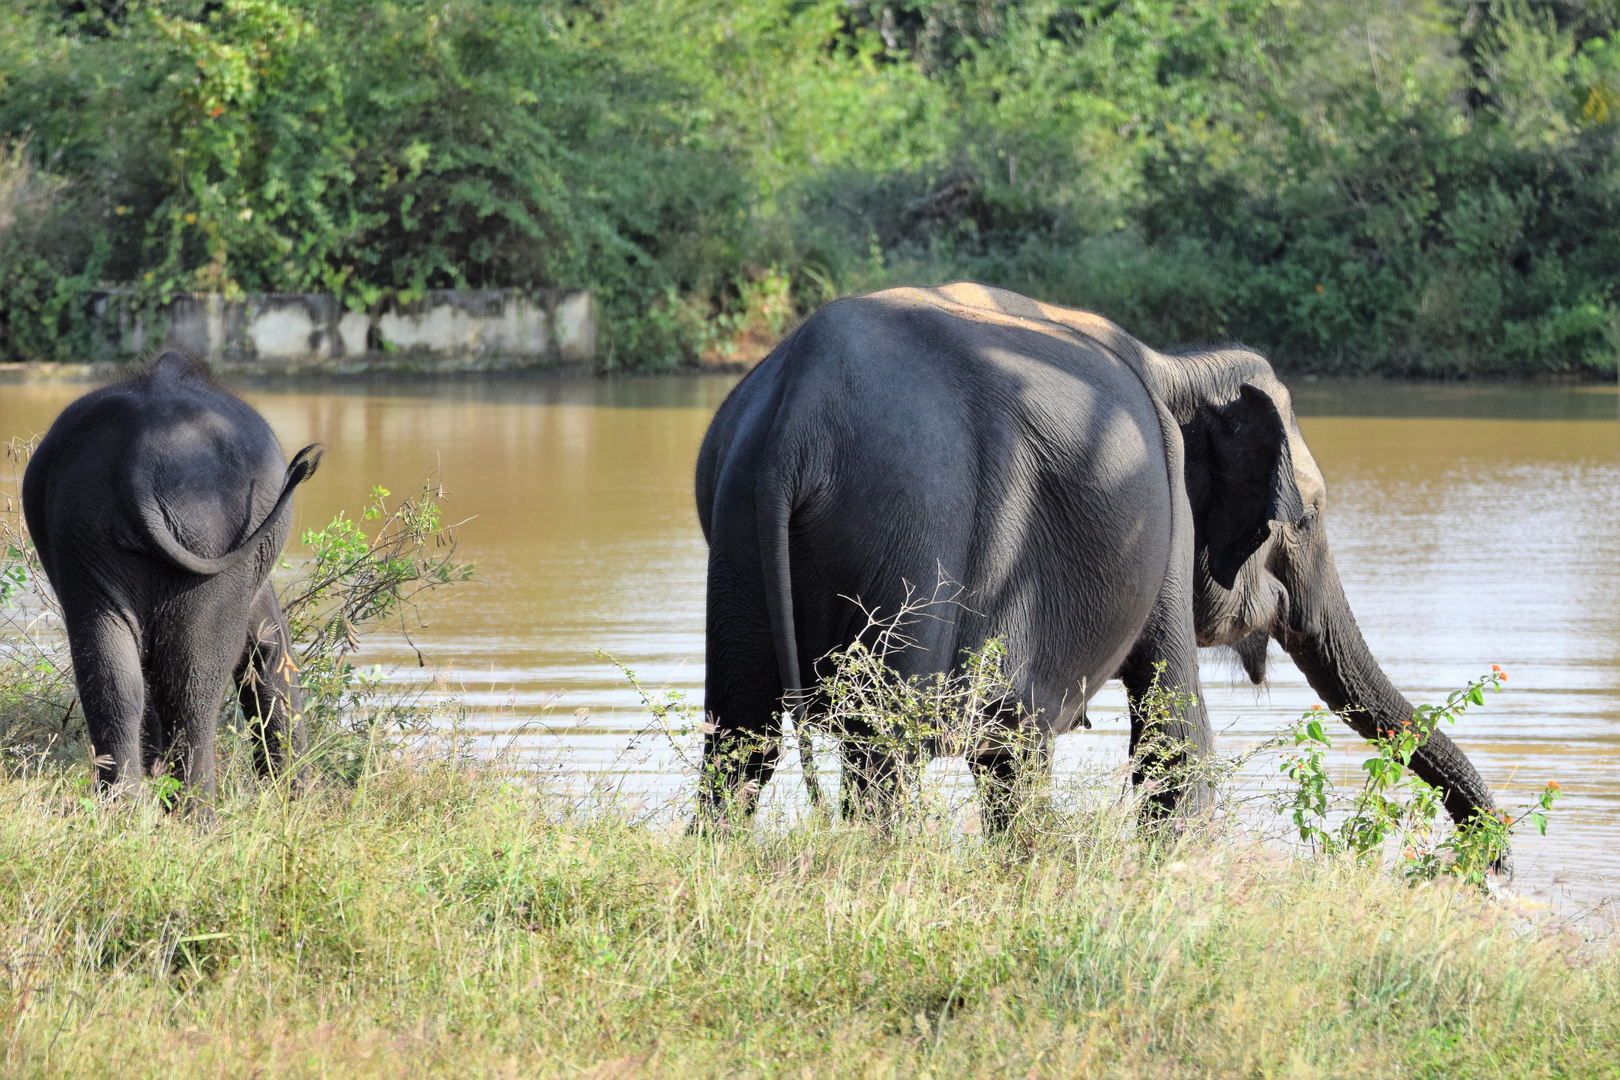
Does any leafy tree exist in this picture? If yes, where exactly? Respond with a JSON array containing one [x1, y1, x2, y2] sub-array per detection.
[[1, 0, 1616, 373]]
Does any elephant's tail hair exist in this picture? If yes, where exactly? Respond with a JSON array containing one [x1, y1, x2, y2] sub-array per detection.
[[134, 443, 325, 577], [757, 475, 822, 809]]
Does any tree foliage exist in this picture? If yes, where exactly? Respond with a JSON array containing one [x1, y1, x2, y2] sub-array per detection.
[[2, 0, 1618, 373]]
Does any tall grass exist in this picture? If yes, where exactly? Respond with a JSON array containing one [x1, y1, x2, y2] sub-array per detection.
[[0, 754, 1616, 1078]]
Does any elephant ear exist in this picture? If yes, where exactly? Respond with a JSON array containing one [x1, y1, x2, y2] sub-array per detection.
[[1198, 383, 1305, 589]]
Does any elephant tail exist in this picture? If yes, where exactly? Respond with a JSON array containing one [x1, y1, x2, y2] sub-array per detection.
[[757, 475, 822, 809], [133, 444, 325, 577]]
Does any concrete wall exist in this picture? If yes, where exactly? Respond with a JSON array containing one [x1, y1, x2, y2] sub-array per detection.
[[92, 288, 594, 372]]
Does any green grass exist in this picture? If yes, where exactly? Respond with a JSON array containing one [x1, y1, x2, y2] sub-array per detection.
[[0, 752, 1615, 1078]]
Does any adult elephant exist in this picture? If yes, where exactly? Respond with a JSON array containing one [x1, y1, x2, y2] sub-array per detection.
[[23, 350, 323, 805], [695, 283, 1496, 837]]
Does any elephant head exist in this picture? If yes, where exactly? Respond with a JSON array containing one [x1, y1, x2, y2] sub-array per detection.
[[1147, 349, 1497, 834]]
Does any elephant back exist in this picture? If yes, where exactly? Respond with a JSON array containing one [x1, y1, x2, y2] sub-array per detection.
[[28, 351, 292, 568]]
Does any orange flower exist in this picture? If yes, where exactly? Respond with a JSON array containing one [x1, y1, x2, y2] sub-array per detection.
[[1547, 780, 1562, 791], [1491, 664, 1507, 681]]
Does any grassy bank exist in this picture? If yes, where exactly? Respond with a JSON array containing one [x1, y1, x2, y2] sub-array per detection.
[[0, 756, 1616, 1078], [2, 460, 1615, 1077]]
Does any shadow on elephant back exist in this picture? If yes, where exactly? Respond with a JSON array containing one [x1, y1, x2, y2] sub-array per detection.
[[693, 283, 1500, 863], [22, 350, 323, 815]]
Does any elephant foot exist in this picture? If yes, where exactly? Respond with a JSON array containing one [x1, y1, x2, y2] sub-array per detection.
[[687, 786, 760, 838], [183, 799, 220, 832], [685, 812, 742, 839]]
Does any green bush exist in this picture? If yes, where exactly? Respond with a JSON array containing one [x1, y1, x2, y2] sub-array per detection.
[[1276, 666, 1563, 886], [278, 479, 475, 782], [2, 0, 1619, 374], [0, 0, 756, 364]]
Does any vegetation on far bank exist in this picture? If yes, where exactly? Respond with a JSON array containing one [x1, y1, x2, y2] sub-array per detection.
[[2, 1, 1620, 377]]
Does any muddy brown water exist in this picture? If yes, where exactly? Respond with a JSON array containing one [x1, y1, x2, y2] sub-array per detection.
[[3, 373, 1617, 907]]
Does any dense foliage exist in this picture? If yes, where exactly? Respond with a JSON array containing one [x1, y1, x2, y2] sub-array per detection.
[[2, 0, 1618, 374]]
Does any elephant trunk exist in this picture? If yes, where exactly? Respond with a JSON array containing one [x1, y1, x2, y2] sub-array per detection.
[[1277, 554, 1496, 831]]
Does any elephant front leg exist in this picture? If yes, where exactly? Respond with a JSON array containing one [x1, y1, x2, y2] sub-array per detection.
[[1120, 603, 1214, 822], [839, 741, 907, 823], [235, 584, 306, 784]]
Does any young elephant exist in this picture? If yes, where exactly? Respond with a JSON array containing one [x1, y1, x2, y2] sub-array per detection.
[[23, 351, 323, 803]]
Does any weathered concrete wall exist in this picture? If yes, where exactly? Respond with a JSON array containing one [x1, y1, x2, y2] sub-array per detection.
[[92, 288, 594, 372]]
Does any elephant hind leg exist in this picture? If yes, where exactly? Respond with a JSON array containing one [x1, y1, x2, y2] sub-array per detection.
[[234, 584, 306, 783], [145, 620, 239, 809], [968, 728, 1052, 835], [64, 609, 147, 794], [697, 549, 787, 824], [839, 741, 906, 822]]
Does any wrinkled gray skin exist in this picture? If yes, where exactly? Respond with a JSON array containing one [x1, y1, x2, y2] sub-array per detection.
[[695, 284, 1497, 848], [23, 351, 323, 805]]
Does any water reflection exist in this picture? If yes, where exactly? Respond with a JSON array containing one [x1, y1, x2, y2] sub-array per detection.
[[2, 372, 1616, 905]]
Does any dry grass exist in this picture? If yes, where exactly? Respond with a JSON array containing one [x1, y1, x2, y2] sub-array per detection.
[[0, 750, 1615, 1079]]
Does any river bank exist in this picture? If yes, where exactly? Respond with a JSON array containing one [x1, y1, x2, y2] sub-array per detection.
[[4, 358, 1620, 387], [6, 4, 1620, 381]]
